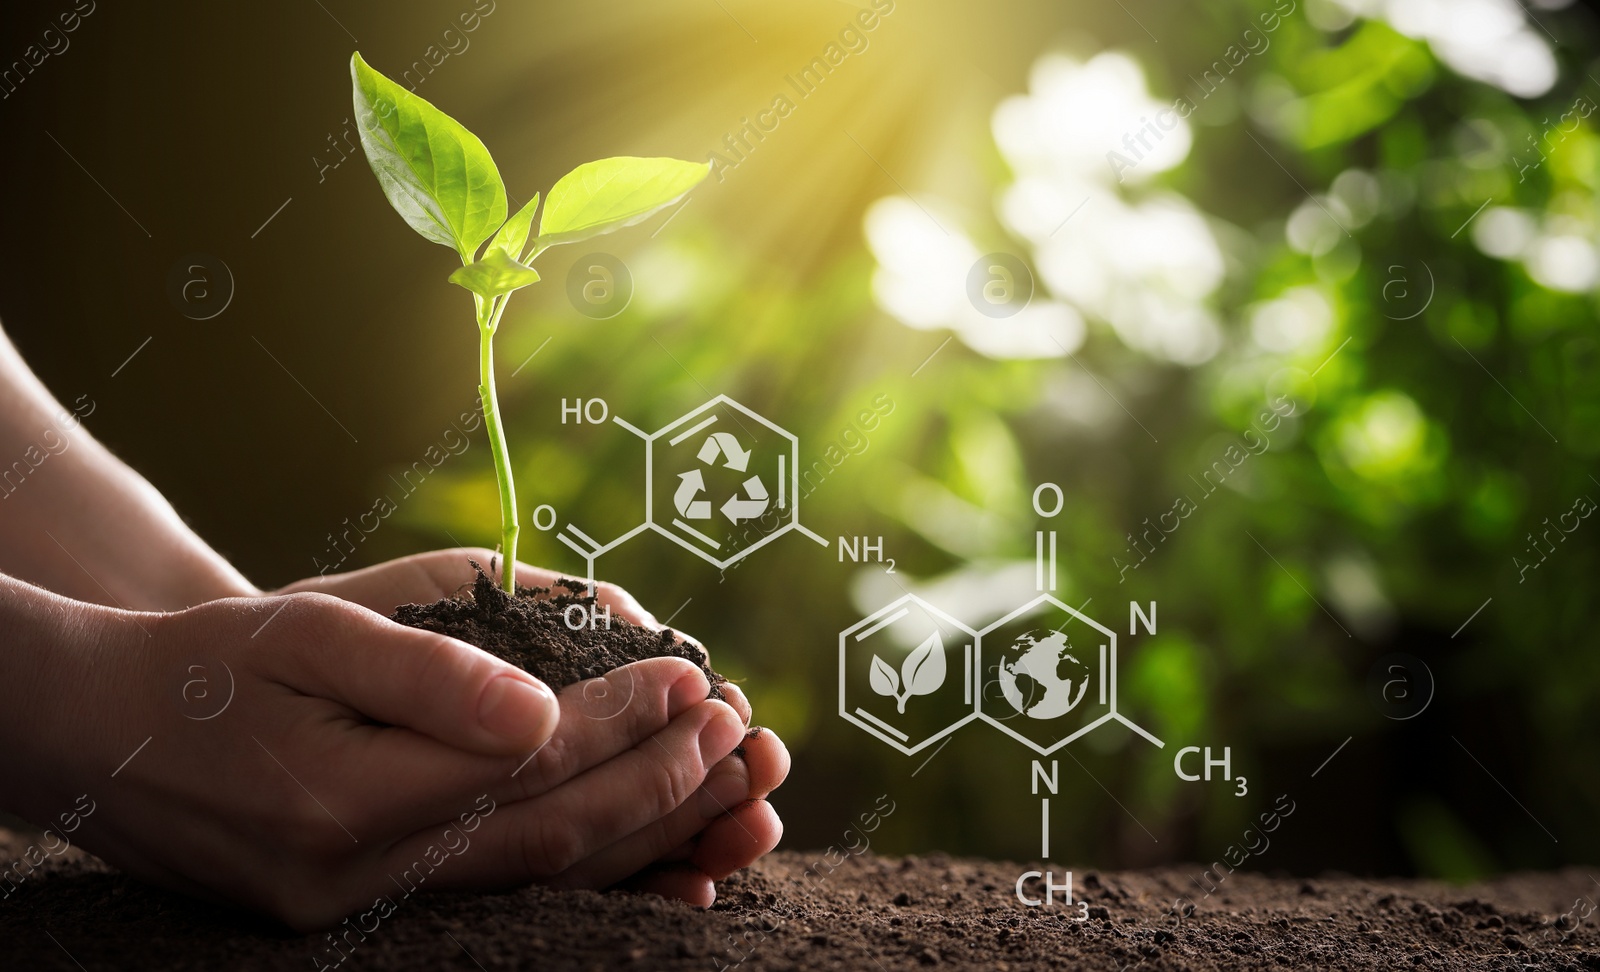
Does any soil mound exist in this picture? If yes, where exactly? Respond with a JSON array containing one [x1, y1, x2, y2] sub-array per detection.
[[390, 562, 725, 699]]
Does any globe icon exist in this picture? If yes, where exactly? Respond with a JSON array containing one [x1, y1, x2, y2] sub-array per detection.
[[996, 629, 1091, 720]]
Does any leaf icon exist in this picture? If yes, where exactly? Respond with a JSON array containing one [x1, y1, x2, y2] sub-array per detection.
[[899, 632, 946, 712], [869, 655, 900, 699]]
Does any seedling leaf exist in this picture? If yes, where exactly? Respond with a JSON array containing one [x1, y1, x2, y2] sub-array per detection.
[[347, 51, 706, 594], [488, 192, 540, 262], [536, 156, 709, 248], [869, 655, 900, 699], [448, 250, 542, 301], [350, 52, 507, 261], [902, 632, 946, 703]]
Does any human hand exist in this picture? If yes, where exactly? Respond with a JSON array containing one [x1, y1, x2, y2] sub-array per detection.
[[278, 548, 790, 905], [0, 576, 751, 929]]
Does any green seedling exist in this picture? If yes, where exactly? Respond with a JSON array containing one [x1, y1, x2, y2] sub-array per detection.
[[349, 52, 708, 592]]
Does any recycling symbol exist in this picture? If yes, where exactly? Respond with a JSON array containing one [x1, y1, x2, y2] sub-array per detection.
[[674, 432, 771, 524]]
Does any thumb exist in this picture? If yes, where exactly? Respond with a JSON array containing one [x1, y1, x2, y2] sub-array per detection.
[[261, 593, 560, 756]]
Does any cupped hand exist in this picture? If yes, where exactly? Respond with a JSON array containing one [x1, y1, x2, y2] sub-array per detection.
[[5, 587, 753, 930], [279, 549, 791, 903]]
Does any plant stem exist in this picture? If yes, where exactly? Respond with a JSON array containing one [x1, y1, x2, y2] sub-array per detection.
[[476, 295, 519, 593]]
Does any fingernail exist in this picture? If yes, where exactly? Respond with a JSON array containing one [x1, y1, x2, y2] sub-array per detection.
[[478, 675, 555, 743], [698, 762, 750, 818], [698, 703, 744, 764], [668, 670, 710, 716]]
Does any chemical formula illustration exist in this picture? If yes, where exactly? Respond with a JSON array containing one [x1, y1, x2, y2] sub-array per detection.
[[535, 400, 1240, 910]]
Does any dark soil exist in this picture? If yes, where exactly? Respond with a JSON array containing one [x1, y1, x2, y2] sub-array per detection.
[[391, 562, 727, 701], [3, 830, 1597, 970]]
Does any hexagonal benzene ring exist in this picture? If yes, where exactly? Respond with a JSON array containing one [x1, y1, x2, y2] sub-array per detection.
[[840, 594, 979, 756], [975, 595, 1120, 756], [646, 396, 801, 570]]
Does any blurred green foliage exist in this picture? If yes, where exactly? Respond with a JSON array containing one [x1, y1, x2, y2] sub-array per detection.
[[391, 0, 1600, 877]]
